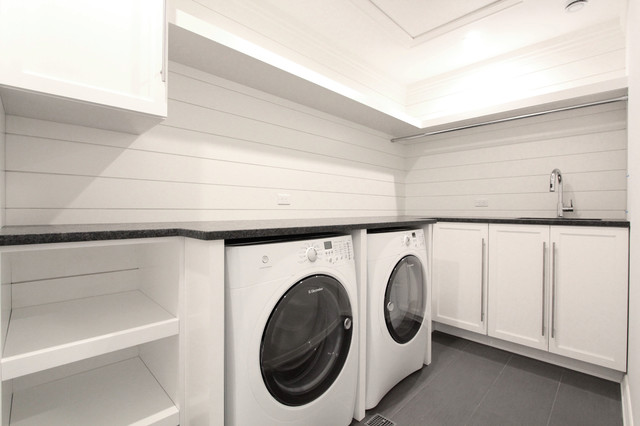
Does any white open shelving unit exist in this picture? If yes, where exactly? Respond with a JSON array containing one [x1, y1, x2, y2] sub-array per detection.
[[0, 238, 183, 426]]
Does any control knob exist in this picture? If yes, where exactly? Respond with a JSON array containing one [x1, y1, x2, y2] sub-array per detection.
[[306, 247, 318, 262], [403, 235, 411, 246]]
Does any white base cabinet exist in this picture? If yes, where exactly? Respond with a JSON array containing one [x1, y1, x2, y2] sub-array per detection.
[[0, 0, 167, 133], [432, 223, 488, 335], [549, 226, 629, 371], [435, 222, 629, 372], [487, 224, 549, 351]]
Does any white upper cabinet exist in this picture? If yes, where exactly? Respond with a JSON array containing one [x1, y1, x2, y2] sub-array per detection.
[[549, 226, 629, 371], [488, 224, 550, 351], [432, 222, 488, 335], [0, 0, 167, 134]]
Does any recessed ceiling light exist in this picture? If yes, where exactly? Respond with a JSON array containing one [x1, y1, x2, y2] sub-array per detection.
[[565, 0, 588, 13]]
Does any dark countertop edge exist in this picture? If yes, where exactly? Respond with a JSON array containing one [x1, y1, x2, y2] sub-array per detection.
[[432, 217, 630, 227], [0, 215, 629, 247], [0, 217, 436, 247]]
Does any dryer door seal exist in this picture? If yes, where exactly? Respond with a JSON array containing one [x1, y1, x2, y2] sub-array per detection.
[[260, 274, 353, 406], [384, 255, 425, 344]]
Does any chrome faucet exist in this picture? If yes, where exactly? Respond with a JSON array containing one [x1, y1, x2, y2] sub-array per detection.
[[549, 168, 574, 217]]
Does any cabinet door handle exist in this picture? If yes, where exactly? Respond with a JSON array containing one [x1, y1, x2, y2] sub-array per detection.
[[481, 237, 485, 323], [551, 242, 556, 339], [542, 242, 546, 336]]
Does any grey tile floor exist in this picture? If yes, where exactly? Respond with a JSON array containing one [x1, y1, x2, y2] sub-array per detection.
[[352, 331, 623, 426]]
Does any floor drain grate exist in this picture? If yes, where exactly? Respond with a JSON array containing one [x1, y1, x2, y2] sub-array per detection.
[[365, 413, 396, 426]]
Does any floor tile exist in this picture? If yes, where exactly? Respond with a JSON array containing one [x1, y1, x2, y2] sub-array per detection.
[[430, 331, 472, 368], [467, 407, 526, 426], [390, 341, 511, 426], [548, 369, 623, 426], [351, 332, 624, 426], [469, 354, 563, 426], [359, 331, 471, 420]]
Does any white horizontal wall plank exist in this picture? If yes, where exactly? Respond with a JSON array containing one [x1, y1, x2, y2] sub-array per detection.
[[5, 62, 403, 225], [7, 173, 399, 210], [5, 208, 400, 226], [405, 171, 627, 197], [408, 191, 626, 215], [6, 117, 401, 185], [163, 100, 404, 170], [6, 135, 399, 197], [404, 102, 627, 219], [168, 64, 398, 153], [404, 103, 626, 163], [406, 150, 627, 184]]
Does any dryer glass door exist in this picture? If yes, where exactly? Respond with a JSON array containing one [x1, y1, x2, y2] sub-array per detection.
[[260, 274, 353, 406], [385, 255, 425, 344]]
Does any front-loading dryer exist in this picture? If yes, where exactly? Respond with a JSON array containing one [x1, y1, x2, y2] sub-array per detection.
[[365, 228, 430, 409], [225, 234, 358, 426]]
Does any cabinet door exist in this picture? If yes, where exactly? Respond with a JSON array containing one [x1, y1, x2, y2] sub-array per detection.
[[488, 224, 549, 350], [432, 223, 488, 334], [0, 0, 166, 117], [549, 226, 628, 371]]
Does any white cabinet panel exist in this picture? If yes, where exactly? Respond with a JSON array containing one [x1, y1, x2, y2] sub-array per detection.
[[488, 225, 549, 351], [549, 226, 629, 371], [432, 223, 488, 334], [0, 0, 167, 133]]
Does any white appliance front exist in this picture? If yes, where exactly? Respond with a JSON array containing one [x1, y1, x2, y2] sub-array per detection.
[[365, 229, 430, 409], [225, 234, 359, 426]]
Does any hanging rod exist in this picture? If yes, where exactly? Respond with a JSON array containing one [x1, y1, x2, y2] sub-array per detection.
[[390, 95, 629, 143]]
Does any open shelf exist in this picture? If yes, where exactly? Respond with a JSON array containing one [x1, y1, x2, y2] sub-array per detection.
[[2, 290, 179, 380], [9, 357, 179, 426]]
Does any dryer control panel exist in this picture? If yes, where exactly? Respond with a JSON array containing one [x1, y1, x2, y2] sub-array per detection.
[[399, 230, 426, 250], [298, 236, 353, 265]]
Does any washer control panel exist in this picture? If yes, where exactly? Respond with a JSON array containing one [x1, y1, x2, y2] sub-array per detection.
[[299, 236, 353, 265], [399, 229, 426, 250]]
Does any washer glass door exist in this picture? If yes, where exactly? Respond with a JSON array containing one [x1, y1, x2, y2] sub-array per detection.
[[260, 274, 353, 406], [384, 255, 425, 344]]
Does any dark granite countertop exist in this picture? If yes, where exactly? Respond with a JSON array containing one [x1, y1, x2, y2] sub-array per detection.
[[0, 215, 628, 246], [0, 216, 436, 246], [432, 217, 630, 227]]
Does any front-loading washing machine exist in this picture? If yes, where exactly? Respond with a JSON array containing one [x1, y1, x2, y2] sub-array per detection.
[[225, 234, 359, 426], [365, 228, 430, 409]]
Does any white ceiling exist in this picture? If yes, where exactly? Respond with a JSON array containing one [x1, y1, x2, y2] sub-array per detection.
[[250, 0, 627, 86]]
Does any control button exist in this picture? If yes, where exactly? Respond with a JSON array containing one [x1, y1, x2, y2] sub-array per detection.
[[306, 247, 318, 262]]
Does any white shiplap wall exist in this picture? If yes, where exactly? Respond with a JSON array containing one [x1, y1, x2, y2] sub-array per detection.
[[0, 97, 5, 227], [403, 101, 628, 219], [4, 62, 405, 225], [2, 62, 628, 226]]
